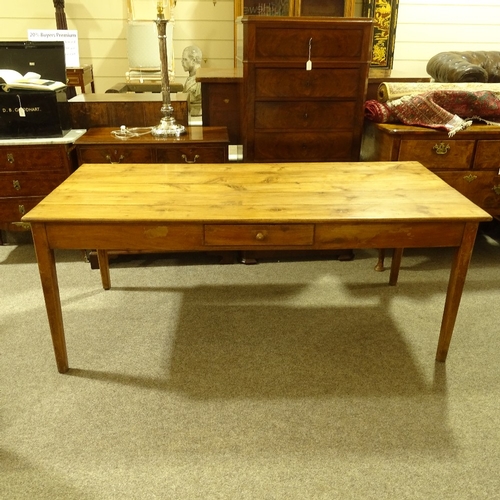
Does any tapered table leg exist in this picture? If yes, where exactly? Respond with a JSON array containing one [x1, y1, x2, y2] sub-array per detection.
[[436, 222, 479, 362], [97, 250, 111, 290], [30, 223, 68, 373]]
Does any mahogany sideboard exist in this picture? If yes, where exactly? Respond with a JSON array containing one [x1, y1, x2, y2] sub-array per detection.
[[361, 122, 500, 217]]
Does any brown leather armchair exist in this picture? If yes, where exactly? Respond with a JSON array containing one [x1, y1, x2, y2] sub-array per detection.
[[426, 51, 500, 83]]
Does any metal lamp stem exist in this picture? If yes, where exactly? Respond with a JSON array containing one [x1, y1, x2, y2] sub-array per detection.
[[151, 11, 186, 137]]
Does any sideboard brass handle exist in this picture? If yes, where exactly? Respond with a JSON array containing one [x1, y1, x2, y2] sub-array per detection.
[[433, 143, 450, 155], [18, 204, 25, 215], [255, 232, 265, 241], [492, 185, 500, 195], [105, 154, 125, 164], [13, 179, 21, 190], [7, 153, 14, 163], [181, 154, 200, 164], [463, 174, 477, 183]]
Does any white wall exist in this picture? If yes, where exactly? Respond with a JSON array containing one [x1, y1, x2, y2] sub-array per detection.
[[0, 1, 499, 92], [394, 0, 500, 75]]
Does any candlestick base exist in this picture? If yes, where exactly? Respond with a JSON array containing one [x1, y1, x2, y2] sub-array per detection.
[[151, 116, 186, 138]]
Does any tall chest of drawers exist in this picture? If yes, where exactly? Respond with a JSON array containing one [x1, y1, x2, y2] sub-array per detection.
[[0, 130, 85, 237], [241, 16, 373, 162], [361, 122, 500, 217]]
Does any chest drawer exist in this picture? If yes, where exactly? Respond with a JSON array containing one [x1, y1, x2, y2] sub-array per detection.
[[255, 101, 356, 130], [0, 196, 45, 222], [253, 26, 369, 62], [0, 172, 67, 197], [156, 146, 226, 164], [398, 139, 475, 170], [438, 170, 500, 214], [204, 224, 314, 246], [0, 146, 68, 172], [254, 131, 353, 161], [77, 147, 154, 164], [474, 140, 500, 170], [255, 68, 361, 99]]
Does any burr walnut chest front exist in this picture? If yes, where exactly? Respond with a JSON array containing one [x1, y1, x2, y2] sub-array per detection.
[[241, 16, 373, 162]]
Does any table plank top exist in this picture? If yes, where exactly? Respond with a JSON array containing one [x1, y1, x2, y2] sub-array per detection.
[[22, 161, 491, 224]]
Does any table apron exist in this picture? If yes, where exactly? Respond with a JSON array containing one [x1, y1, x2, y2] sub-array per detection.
[[40, 221, 468, 251]]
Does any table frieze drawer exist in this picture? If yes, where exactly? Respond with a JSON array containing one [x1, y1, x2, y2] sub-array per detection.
[[45, 223, 204, 250], [156, 147, 226, 164], [77, 147, 154, 164], [204, 224, 314, 246], [316, 223, 465, 248], [398, 140, 475, 170]]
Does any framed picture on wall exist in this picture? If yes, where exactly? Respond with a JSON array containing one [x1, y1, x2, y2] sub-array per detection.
[[363, 0, 399, 73]]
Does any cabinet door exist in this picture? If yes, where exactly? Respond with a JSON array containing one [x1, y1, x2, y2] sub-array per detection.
[[295, 0, 355, 17], [238, 0, 294, 17]]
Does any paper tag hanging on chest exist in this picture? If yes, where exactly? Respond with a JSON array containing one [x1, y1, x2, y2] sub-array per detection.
[[16, 95, 26, 117], [306, 60, 312, 71]]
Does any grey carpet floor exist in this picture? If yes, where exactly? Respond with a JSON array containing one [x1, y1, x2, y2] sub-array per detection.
[[1, 231, 499, 499]]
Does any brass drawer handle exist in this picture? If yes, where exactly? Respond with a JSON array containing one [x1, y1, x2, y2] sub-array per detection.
[[13, 179, 21, 190], [7, 153, 14, 163], [433, 143, 450, 155], [493, 185, 500, 195], [18, 204, 25, 215], [255, 232, 265, 241], [463, 174, 477, 183], [105, 154, 125, 164], [181, 154, 200, 164]]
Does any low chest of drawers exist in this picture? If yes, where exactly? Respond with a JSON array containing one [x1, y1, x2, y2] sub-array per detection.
[[361, 122, 500, 217], [75, 126, 229, 165], [0, 130, 85, 241]]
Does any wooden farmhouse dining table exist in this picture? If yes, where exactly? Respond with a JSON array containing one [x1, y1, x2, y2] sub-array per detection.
[[22, 161, 491, 373]]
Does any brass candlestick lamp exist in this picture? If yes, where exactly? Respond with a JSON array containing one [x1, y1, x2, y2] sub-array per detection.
[[151, 0, 185, 137]]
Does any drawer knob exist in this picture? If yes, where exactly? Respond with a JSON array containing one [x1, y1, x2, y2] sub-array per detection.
[[255, 232, 265, 241], [7, 153, 14, 164], [463, 174, 477, 183], [105, 154, 125, 164], [433, 143, 450, 155], [13, 179, 21, 190], [181, 154, 200, 164], [493, 185, 500, 195]]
